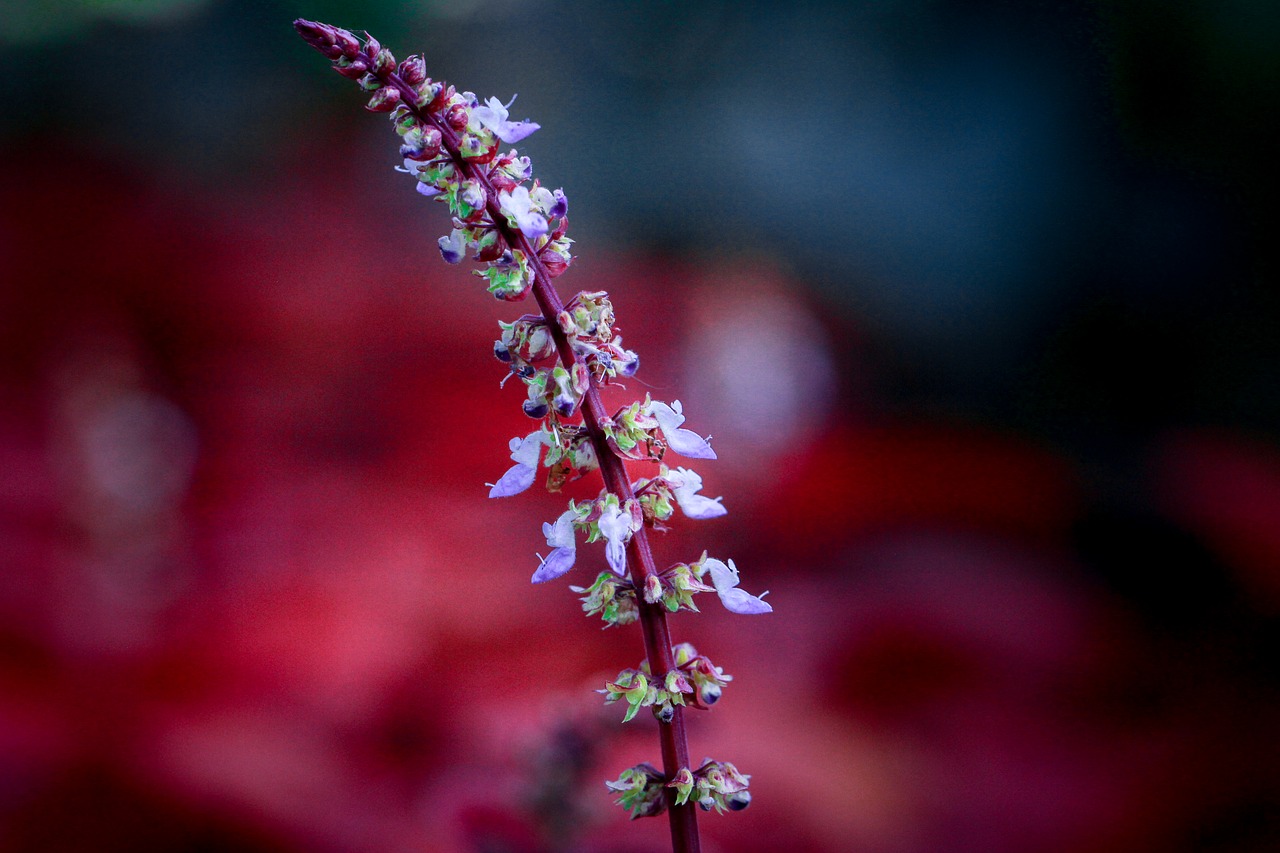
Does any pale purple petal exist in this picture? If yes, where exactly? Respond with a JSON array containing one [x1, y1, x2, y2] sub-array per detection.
[[488, 433, 544, 498], [544, 510, 577, 549], [438, 229, 466, 264], [669, 466, 727, 519], [716, 587, 773, 614], [488, 462, 535, 498], [509, 432, 544, 467], [532, 547, 575, 583], [499, 187, 550, 240], [474, 95, 541, 144], [676, 493, 727, 519], [532, 510, 578, 583], [707, 558, 772, 614], [494, 119, 540, 144], [597, 504, 632, 576], [650, 400, 716, 460], [416, 182, 442, 198]]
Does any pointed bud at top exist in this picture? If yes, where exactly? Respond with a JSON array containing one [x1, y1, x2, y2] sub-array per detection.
[[293, 19, 333, 51], [399, 55, 427, 84], [362, 33, 381, 59]]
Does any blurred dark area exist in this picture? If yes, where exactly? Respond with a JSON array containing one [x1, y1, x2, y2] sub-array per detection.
[[2, 0, 1278, 851]]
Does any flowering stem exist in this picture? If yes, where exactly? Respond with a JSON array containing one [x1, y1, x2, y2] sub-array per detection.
[[375, 68, 701, 853]]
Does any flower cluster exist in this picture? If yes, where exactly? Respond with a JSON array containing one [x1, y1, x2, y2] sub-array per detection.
[[294, 19, 771, 840], [600, 643, 733, 722], [667, 760, 752, 814]]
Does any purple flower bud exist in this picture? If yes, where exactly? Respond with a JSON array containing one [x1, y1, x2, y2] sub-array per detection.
[[655, 704, 675, 724], [362, 33, 381, 59], [292, 19, 333, 51], [726, 791, 751, 811], [398, 55, 426, 84], [446, 103, 469, 131], [493, 341, 512, 362], [698, 798, 715, 812], [523, 399, 549, 419], [333, 28, 361, 58], [549, 188, 568, 219], [420, 126, 442, 154], [366, 86, 401, 112], [699, 684, 721, 705], [373, 48, 396, 76], [554, 395, 576, 418], [333, 58, 369, 79]]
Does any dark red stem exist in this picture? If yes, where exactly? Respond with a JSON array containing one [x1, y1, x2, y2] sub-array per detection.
[[380, 73, 701, 852]]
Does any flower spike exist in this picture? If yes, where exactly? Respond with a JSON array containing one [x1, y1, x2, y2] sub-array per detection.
[[295, 21, 772, 847]]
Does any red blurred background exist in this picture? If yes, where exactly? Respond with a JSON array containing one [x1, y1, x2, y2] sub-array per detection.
[[2, 1, 1278, 851]]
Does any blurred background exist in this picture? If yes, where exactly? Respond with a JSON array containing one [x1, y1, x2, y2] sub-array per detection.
[[2, 1, 1278, 850]]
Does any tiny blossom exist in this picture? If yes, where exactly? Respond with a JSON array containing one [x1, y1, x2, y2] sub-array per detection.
[[532, 508, 577, 583], [498, 186, 549, 240], [606, 764, 667, 820], [438, 228, 467, 264], [704, 557, 771, 615], [667, 466, 727, 519], [597, 499, 634, 576], [647, 399, 716, 459], [473, 94, 541, 144], [488, 431, 545, 498]]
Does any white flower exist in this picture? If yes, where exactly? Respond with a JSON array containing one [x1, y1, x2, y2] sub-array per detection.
[[473, 94, 541, 144], [498, 186, 549, 240], [668, 466, 727, 519], [597, 501, 635, 576], [705, 558, 772, 614], [487, 431, 545, 498], [647, 399, 716, 459], [532, 510, 577, 583]]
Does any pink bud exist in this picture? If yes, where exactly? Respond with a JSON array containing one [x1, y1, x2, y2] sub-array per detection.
[[366, 87, 401, 113], [333, 58, 368, 79], [398, 55, 426, 85], [446, 103, 469, 131], [373, 48, 396, 76]]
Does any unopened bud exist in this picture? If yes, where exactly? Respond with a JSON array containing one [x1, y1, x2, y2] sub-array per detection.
[[446, 103, 469, 131], [726, 791, 751, 811], [700, 684, 721, 706], [373, 48, 396, 75], [398, 55, 426, 84], [333, 57, 368, 79], [362, 34, 381, 59], [655, 703, 675, 724], [643, 574, 663, 604], [493, 341, 512, 363], [366, 86, 401, 112], [523, 399, 549, 419]]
